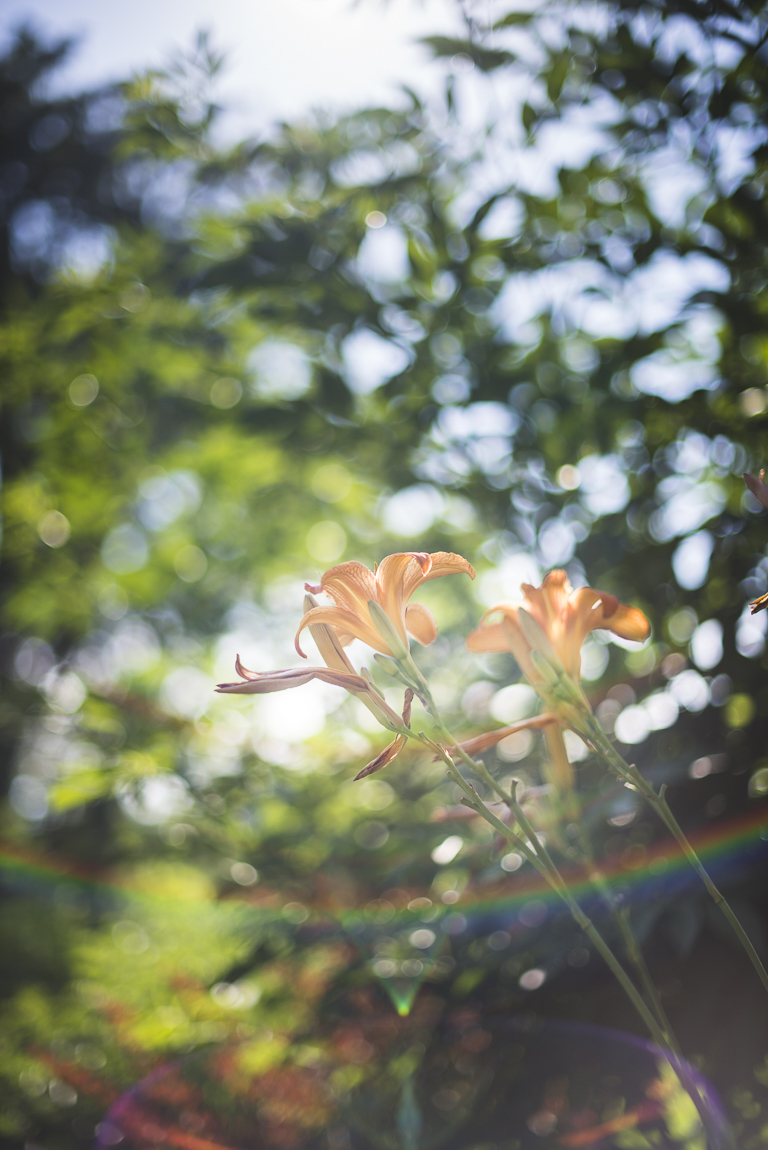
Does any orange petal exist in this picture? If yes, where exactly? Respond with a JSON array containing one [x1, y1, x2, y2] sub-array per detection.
[[419, 551, 475, 590], [376, 553, 431, 645], [466, 614, 514, 653], [318, 560, 378, 618], [521, 570, 571, 633], [354, 734, 407, 780], [405, 601, 438, 646], [457, 714, 557, 755], [600, 599, 651, 643], [304, 595, 358, 674], [501, 616, 539, 682], [296, 605, 391, 658], [557, 585, 604, 674]]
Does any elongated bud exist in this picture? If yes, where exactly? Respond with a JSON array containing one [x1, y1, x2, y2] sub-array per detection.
[[368, 599, 410, 659], [359, 666, 386, 700], [373, 653, 402, 677], [518, 608, 561, 668], [530, 649, 561, 688]]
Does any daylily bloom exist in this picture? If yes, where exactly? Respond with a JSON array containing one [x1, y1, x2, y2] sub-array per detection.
[[295, 551, 475, 659], [217, 596, 404, 732], [467, 569, 650, 684]]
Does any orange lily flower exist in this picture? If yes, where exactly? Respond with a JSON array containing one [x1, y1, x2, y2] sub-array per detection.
[[295, 551, 475, 659], [467, 569, 649, 683], [217, 596, 404, 732]]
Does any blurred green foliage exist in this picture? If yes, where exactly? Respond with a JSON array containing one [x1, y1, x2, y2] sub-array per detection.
[[3, 3, 768, 1146]]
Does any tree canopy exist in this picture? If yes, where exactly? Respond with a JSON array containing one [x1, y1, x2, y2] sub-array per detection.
[[2, 5, 768, 1146]]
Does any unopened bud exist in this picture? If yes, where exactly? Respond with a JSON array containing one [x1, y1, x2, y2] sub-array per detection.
[[368, 599, 410, 659]]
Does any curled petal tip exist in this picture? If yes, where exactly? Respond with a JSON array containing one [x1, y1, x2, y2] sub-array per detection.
[[304, 582, 322, 594], [234, 654, 259, 680]]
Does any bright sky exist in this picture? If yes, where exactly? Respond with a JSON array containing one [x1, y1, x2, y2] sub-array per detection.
[[1, 0, 458, 137]]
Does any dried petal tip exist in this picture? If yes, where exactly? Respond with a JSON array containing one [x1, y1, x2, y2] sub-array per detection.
[[354, 734, 406, 780], [234, 654, 259, 680], [744, 471, 768, 510]]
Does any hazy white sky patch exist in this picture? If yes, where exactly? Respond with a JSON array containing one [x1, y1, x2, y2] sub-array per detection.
[[1, 0, 458, 140]]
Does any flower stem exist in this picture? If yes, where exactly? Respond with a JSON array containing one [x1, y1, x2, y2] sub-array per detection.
[[544, 725, 679, 1052], [586, 717, 768, 998], [411, 719, 674, 1051]]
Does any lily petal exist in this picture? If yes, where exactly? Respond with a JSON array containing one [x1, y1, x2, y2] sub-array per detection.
[[597, 598, 651, 643], [377, 553, 431, 644], [310, 560, 378, 619], [295, 605, 391, 658], [466, 614, 515, 654], [467, 570, 649, 688], [404, 601, 438, 646], [457, 714, 557, 756], [354, 734, 407, 780], [304, 594, 358, 673], [216, 665, 368, 695], [412, 551, 475, 591], [501, 615, 539, 682]]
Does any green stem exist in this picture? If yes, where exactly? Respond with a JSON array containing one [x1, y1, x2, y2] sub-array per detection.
[[398, 653, 720, 1134], [574, 823, 679, 1052], [540, 725, 679, 1051], [416, 730, 673, 1053], [586, 717, 768, 998]]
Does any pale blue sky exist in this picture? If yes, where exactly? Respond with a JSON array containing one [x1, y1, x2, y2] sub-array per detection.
[[1, 0, 458, 137]]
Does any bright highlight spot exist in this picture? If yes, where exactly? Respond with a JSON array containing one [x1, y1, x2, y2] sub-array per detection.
[[556, 464, 580, 490], [174, 545, 208, 583], [101, 524, 148, 574], [491, 683, 537, 723], [210, 377, 242, 408], [690, 618, 723, 670], [231, 862, 258, 885], [365, 211, 387, 228], [409, 929, 435, 949], [311, 464, 352, 503], [69, 373, 99, 406], [38, 510, 70, 548], [519, 968, 546, 990], [306, 521, 346, 562], [431, 835, 463, 865]]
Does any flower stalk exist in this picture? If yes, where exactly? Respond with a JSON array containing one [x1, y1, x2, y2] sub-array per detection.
[[391, 648, 681, 1054], [582, 713, 768, 998]]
